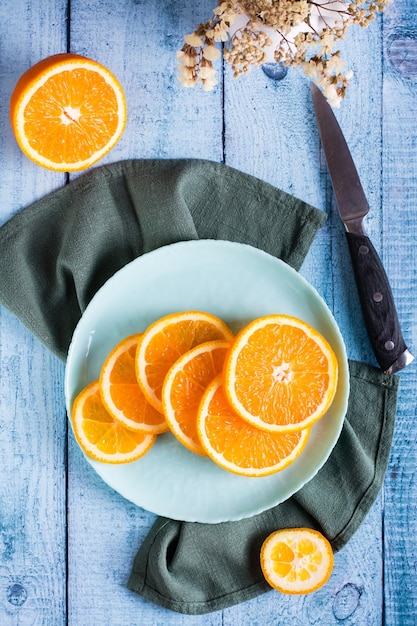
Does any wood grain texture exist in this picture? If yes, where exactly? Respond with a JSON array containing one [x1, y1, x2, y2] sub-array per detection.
[[0, 312, 67, 624], [382, 1, 417, 624], [0, 0, 415, 624], [0, 2, 68, 625]]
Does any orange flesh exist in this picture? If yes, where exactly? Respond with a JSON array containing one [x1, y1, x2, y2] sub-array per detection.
[[105, 340, 165, 428], [201, 379, 307, 470], [143, 318, 233, 403], [76, 385, 152, 455], [23, 69, 119, 164], [235, 325, 330, 423], [261, 528, 334, 594], [165, 344, 229, 454], [10, 54, 126, 170]]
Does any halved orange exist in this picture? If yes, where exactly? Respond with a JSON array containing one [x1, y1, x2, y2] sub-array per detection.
[[71, 380, 155, 464], [197, 376, 310, 476], [223, 314, 338, 433], [260, 528, 334, 594], [100, 334, 168, 434], [162, 341, 230, 455], [10, 53, 126, 171], [136, 311, 234, 413]]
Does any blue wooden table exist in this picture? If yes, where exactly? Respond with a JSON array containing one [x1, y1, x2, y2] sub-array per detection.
[[1, 1, 416, 624]]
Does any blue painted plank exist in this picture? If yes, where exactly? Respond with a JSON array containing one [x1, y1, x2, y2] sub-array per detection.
[[382, 1, 417, 623], [0, 1, 68, 623]]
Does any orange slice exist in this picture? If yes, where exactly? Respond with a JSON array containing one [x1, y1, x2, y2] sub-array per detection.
[[10, 53, 126, 171], [260, 528, 334, 594], [100, 334, 168, 434], [71, 380, 155, 464], [136, 311, 234, 413], [162, 341, 230, 455], [197, 376, 311, 476], [223, 314, 338, 433]]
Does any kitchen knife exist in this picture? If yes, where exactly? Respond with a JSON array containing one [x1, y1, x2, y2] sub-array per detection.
[[311, 82, 413, 374]]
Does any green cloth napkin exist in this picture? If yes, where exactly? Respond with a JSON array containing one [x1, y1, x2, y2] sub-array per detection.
[[0, 159, 399, 615]]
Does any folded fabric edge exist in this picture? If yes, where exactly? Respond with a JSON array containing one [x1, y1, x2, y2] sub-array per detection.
[[330, 360, 399, 552], [128, 562, 270, 616], [127, 579, 270, 616], [127, 516, 270, 615]]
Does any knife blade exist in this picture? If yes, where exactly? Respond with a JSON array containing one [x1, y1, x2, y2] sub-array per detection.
[[311, 82, 413, 374]]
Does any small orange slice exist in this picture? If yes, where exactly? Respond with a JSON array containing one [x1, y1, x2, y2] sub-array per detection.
[[136, 311, 234, 413], [223, 314, 338, 433], [162, 341, 230, 455], [10, 53, 126, 171], [260, 528, 334, 594], [100, 334, 168, 434], [71, 380, 155, 464], [197, 376, 310, 476]]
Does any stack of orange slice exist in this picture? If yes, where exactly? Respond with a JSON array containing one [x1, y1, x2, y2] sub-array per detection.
[[71, 311, 233, 464], [70, 310, 338, 595], [70, 310, 338, 476], [197, 314, 338, 476]]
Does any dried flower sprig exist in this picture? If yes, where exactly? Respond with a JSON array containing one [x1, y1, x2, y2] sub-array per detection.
[[177, 0, 391, 105]]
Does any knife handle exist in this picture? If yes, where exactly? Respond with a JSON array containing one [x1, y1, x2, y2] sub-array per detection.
[[345, 232, 409, 373]]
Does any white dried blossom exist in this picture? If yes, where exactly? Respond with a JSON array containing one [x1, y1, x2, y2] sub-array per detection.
[[178, 73, 196, 88], [199, 64, 217, 79], [207, 21, 230, 42], [176, 0, 392, 102], [178, 65, 196, 80], [203, 45, 222, 61], [184, 33, 204, 47], [322, 82, 341, 107], [203, 76, 218, 90], [176, 50, 197, 68]]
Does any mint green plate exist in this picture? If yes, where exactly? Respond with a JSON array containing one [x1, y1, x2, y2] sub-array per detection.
[[65, 240, 349, 523]]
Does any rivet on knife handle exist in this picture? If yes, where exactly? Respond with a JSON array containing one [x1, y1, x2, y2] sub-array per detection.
[[345, 232, 413, 374]]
